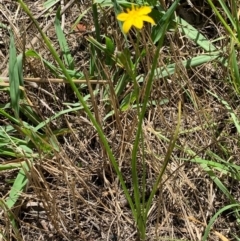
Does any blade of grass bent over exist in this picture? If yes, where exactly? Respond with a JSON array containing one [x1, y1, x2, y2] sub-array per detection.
[[202, 203, 240, 241]]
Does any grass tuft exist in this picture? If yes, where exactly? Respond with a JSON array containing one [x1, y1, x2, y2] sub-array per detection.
[[0, 0, 240, 240]]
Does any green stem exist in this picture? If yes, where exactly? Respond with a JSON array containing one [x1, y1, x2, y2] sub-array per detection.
[[207, 0, 239, 44], [144, 102, 181, 222], [17, 0, 135, 219]]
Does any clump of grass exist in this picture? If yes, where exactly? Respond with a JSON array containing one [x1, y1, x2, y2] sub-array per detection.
[[0, 0, 240, 240]]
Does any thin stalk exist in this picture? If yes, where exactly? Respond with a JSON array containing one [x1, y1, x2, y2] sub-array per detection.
[[207, 0, 239, 44], [131, 23, 164, 241], [131, 2, 181, 237], [144, 101, 181, 222], [17, 0, 135, 219], [132, 30, 142, 231]]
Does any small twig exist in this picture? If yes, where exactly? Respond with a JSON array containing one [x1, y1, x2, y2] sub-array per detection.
[[0, 76, 108, 86], [61, 0, 65, 30]]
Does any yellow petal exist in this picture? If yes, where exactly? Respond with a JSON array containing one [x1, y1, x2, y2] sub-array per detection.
[[137, 6, 152, 15], [122, 19, 133, 33], [117, 12, 129, 21], [133, 18, 143, 29], [141, 15, 156, 25]]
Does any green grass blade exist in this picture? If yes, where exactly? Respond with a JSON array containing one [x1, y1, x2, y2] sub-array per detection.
[[145, 102, 181, 220], [55, 7, 74, 70], [95, 0, 130, 7], [190, 157, 240, 180], [2, 160, 32, 238], [17, 54, 24, 97], [18, 0, 135, 219], [71, 6, 91, 33], [202, 203, 240, 241], [4, 161, 31, 209], [206, 0, 238, 43], [232, 0, 240, 40], [216, 0, 236, 30], [130, 0, 180, 238], [25, 49, 83, 78], [92, 3, 101, 44], [207, 90, 240, 133], [178, 17, 217, 52], [105, 36, 115, 65], [19, 101, 41, 125], [203, 165, 237, 203], [0, 106, 20, 124], [0, 162, 26, 171], [43, 0, 60, 9], [151, 3, 176, 44], [9, 30, 20, 118], [149, 53, 221, 81], [229, 43, 240, 94]]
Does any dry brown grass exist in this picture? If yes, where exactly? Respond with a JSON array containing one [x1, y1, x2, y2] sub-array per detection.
[[0, 0, 240, 240]]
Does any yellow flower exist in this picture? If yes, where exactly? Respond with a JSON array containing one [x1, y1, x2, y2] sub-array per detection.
[[117, 5, 156, 34]]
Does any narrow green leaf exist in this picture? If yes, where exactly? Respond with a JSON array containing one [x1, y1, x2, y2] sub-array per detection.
[[105, 36, 115, 65], [43, 0, 60, 9], [17, 53, 24, 98], [206, 0, 238, 43], [179, 17, 217, 52], [151, 4, 176, 44], [55, 8, 74, 70], [207, 90, 240, 133], [25, 49, 83, 78], [202, 204, 240, 241], [151, 53, 220, 80], [216, 0, 236, 30], [229, 44, 240, 94], [9, 31, 20, 117], [0, 162, 26, 171], [4, 161, 32, 209]]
